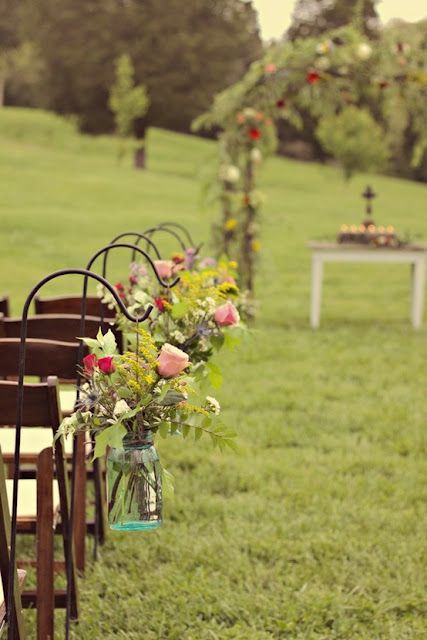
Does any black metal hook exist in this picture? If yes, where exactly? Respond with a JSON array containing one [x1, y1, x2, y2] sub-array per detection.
[[81, 242, 179, 332], [141, 225, 189, 253], [109, 231, 162, 261], [156, 222, 197, 248]]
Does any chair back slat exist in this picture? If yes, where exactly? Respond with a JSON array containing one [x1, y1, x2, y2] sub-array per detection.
[[0, 314, 122, 351], [0, 339, 85, 380], [0, 297, 10, 318], [34, 295, 115, 319], [0, 446, 26, 637], [0, 379, 61, 428]]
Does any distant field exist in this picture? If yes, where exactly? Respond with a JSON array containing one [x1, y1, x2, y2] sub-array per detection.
[[1, 108, 426, 639]]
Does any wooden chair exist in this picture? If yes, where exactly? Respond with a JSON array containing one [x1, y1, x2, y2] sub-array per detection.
[[0, 379, 78, 639], [0, 314, 122, 352], [0, 339, 105, 572], [0, 297, 10, 318], [0, 445, 26, 639], [34, 295, 115, 319]]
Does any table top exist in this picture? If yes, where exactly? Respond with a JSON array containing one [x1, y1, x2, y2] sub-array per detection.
[[307, 241, 427, 252]]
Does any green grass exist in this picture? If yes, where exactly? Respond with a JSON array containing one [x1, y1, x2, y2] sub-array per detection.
[[1, 107, 426, 639]]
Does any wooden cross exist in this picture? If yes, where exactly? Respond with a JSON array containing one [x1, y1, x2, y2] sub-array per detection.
[[362, 185, 376, 217]]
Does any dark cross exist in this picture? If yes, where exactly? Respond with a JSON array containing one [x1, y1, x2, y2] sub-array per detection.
[[362, 185, 376, 217]]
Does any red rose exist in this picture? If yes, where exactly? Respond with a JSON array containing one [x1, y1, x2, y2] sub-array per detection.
[[171, 254, 185, 265], [306, 71, 321, 85], [154, 297, 167, 313], [83, 353, 97, 376], [115, 282, 126, 300], [248, 128, 262, 141], [98, 356, 115, 374], [276, 99, 286, 109]]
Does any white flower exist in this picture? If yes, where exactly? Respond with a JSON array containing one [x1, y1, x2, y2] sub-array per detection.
[[316, 40, 332, 55], [316, 56, 330, 71], [206, 396, 221, 415], [113, 400, 131, 417], [172, 330, 186, 344], [243, 107, 257, 118], [219, 165, 240, 184], [356, 43, 372, 60], [250, 148, 263, 164]]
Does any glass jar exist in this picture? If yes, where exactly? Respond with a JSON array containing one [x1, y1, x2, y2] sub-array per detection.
[[106, 430, 162, 531]]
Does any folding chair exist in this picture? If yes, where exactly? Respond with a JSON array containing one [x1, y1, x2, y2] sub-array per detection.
[[34, 295, 115, 319], [0, 297, 10, 318], [0, 446, 26, 639], [0, 339, 105, 572], [0, 378, 78, 639]]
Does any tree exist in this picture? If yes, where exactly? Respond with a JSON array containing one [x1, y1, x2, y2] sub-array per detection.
[[109, 54, 150, 168], [0, 0, 20, 105], [287, 0, 380, 41], [20, 0, 263, 133]]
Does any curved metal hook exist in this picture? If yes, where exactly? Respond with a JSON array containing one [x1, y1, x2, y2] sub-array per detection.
[[109, 231, 162, 259], [87, 242, 179, 288], [7, 268, 153, 640], [141, 225, 188, 253], [157, 222, 196, 247]]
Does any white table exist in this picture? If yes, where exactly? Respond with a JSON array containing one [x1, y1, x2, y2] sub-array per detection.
[[308, 242, 427, 329]]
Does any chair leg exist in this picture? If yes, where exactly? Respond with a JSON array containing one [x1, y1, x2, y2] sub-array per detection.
[[73, 434, 86, 574], [54, 439, 79, 621], [36, 447, 54, 640]]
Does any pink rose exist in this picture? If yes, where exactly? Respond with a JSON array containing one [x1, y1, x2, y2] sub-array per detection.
[[83, 353, 97, 376], [157, 343, 189, 378], [98, 356, 115, 374], [154, 260, 174, 279], [214, 302, 240, 327]]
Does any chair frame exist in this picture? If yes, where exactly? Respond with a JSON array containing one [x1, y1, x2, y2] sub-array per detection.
[[0, 339, 96, 573], [0, 378, 78, 639], [0, 314, 123, 352], [34, 295, 115, 319], [0, 446, 26, 639], [0, 297, 10, 318]]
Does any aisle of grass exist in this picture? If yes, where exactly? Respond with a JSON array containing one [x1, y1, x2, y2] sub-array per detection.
[[1, 108, 426, 639]]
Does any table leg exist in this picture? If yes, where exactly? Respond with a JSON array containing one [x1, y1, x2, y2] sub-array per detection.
[[411, 257, 426, 329], [310, 255, 323, 329]]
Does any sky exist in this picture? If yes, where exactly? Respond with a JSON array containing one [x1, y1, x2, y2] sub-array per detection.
[[252, 0, 427, 40]]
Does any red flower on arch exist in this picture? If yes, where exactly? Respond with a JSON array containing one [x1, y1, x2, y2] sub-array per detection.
[[306, 71, 321, 85], [248, 128, 262, 141]]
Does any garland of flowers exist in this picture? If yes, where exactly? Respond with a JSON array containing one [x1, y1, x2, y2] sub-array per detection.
[[194, 25, 427, 297]]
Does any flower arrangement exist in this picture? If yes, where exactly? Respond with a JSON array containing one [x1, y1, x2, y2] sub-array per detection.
[[101, 255, 247, 387], [59, 329, 236, 457]]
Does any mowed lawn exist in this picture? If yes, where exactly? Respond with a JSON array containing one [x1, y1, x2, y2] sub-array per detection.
[[1, 108, 426, 639]]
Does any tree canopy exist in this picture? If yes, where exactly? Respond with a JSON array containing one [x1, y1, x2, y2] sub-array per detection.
[[16, 0, 262, 133]]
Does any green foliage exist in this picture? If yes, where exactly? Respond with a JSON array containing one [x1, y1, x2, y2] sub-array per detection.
[[109, 54, 149, 139], [4, 112, 427, 638], [17, 0, 262, 133], [316, 106, 388, 179]]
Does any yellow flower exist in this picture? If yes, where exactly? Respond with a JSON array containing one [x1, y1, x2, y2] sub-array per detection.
[[228, 260, 238, 269], [224, 218, 238, 232], [251, 240, 261, 253], [218, 282, 239, 297]]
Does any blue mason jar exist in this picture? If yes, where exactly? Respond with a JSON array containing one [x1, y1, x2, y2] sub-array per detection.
[[106, 430, 162, 531]]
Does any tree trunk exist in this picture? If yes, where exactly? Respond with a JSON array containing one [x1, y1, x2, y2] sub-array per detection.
[[134, 145, 146, 169], [0, 74, 5, 107]]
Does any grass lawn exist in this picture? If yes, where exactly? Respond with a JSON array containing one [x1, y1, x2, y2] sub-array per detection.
[[1, 108, 426, 639]]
